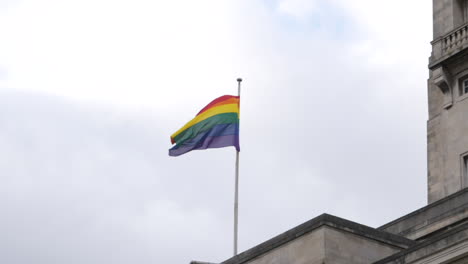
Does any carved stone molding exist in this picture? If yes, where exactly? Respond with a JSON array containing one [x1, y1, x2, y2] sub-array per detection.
[[433, 66, 453, 109]]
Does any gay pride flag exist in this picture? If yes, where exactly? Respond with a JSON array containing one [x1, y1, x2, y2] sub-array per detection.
[[169, 95, 240, 157]]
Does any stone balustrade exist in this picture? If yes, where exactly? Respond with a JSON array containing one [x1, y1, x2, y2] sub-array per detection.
[[430, 23, 468, 67], [441, 23, 468, 55]]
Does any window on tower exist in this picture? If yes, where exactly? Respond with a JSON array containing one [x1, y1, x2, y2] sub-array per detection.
[[459, 77, 468, 96], [464, 0, 468, 22], [455, 0, 468, 25], [465, 0, 468, 22], [464, 155, 468, 184], [463, 79, 468, 94]]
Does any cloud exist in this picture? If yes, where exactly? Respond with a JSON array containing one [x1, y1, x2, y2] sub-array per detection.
[[0, 90, 233, 263], [333, 0, 432, 66], [276, 0, 319, 19], [0, 67, 6, 80], [0, 0, 239, 109]]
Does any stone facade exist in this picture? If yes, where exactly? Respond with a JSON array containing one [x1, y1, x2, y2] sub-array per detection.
[[190, 1, 468, 263], [220, 215, 414, 264], [428, 0, 468, 203]]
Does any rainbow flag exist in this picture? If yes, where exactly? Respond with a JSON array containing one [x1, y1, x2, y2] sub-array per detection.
[[169, 95, 240, 157]]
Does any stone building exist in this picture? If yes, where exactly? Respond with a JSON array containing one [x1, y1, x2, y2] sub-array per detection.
[[192, 1, 468, 263]]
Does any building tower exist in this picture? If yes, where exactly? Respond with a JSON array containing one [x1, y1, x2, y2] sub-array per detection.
[[428, 0, 468, 203]]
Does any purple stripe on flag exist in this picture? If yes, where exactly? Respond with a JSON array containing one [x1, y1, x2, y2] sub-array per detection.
[[169, 123, 240, 157], [169, 134, 239, 157]]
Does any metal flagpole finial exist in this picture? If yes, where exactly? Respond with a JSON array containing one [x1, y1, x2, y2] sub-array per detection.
[[237, 78, 242, 83]]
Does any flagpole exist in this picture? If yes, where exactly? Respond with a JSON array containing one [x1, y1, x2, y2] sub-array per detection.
[[234, 78, 242, 256]]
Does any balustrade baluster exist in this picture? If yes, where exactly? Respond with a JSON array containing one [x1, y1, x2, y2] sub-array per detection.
[[458, 30, 463, 46], [461, 28, 465, 44], [465, 26, 468, 44], [438, 24, 468, 56], [448, 35, 453, 51]]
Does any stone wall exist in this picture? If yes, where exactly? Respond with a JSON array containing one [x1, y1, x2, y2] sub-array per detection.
[[428, 1, 468, 203]]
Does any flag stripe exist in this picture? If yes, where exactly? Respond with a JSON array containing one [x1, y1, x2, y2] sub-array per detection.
[[169, 123, 239, 156], [171, 103, 239, 141], [197, 95, 239, 115], [171, 123, 239, 149], [169, 134, 239, 156], [173, 112, 239, 145], [197, 98, 239, 115]]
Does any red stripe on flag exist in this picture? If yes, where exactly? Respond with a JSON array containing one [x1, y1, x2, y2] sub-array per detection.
[[197, 95, 239, 115]]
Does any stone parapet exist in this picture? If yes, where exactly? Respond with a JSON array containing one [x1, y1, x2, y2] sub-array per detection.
[[374, 221, 468, 264], [221, 214, 414, 264], [379, 188, 468, 240], [430, 22, 468, 69]]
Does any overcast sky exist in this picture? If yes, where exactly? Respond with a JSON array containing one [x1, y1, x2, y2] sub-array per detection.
[[0, 0, 432, 263]]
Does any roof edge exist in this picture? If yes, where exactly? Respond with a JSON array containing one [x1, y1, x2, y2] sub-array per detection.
[[374, 221, 468, 264], [221, 214, 415, 264], [379, 188, 468, 231]]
